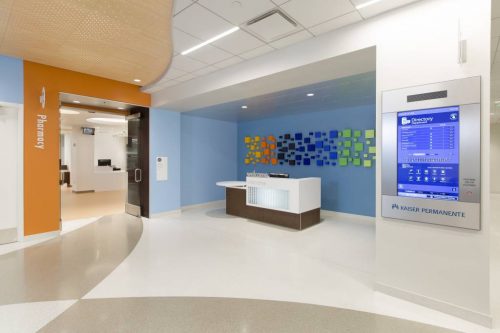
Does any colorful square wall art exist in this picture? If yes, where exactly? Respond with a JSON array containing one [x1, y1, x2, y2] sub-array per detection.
[[243, 128, 376, 168]]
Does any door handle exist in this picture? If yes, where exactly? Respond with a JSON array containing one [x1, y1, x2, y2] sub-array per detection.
[[134, 168, 142, 182]]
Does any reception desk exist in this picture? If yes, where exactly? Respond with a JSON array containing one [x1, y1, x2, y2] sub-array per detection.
[[217, 177, 321, 230]]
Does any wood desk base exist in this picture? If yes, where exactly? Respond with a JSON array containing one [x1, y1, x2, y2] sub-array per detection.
[[226, 187, 321, 230]]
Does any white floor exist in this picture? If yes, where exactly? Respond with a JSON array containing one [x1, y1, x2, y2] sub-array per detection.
[[84, 203, 498, 333], [1, 203, 499, 333]]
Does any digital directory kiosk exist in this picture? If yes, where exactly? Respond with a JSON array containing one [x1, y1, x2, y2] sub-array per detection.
[[381, 77, 481, 230]]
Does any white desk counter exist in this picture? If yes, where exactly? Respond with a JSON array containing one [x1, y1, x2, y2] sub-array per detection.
[[245, 176, 321, 214], [218, 176, 321, 230]]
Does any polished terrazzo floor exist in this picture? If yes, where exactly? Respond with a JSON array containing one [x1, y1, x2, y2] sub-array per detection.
[[0, 200, 499, 332]]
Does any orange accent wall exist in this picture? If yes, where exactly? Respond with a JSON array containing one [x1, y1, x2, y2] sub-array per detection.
[[24, 61, 150, 236]]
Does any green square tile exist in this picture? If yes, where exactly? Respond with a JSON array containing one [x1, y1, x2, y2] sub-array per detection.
[[354, 142, 364, 152], [372, 155, 376, 160], [365, 129, 375, 139], [354, 153, 359, 157], [342, 149, 350, 157], [364, 159, 372, 168], [369, 146, 376, 154], [354, 130, 361, 138], [339, 158, 348, 166], [343, 129, 352, 138], [366, 140, 371, 145], [338, 141, 343, 146], [364, 154, 368, 158], [353, 158, 361, 166], [353, 138, 358, 142], [344, 141, 352, 148]]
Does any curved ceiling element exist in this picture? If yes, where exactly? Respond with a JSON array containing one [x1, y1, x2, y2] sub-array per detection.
[[0, 0, 173, 86]]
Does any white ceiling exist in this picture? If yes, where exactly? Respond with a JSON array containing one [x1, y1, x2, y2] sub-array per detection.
[[60, 109, 127, 135], [492, 0, 500, 124], [144, 0, 421, 93]]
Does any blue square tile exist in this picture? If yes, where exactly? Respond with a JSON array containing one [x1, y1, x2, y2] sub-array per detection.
[[304, 137, 311, 144], [295, 155, 302, 160], [329, 130, 339, 138], [315, 131, 321, 138], [316, 159, 324, 166], [315, 141, 323, 148], [295, 133, 303, 140], [324, 145, 331, 151], [304, 158, 311, 165], [307, 144, 315, 152], [329, 152, 338, 159]]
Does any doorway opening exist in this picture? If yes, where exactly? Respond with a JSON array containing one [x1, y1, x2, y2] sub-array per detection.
[[0, 102, 22, 245], [58, 93, 149, 224]]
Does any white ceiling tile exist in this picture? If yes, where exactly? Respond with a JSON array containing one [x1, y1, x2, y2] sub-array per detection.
[[246, 10, 302, 42], [239, 44, 275, 59], [353, 0, 419, 19], [272, 0, 290, 5], [212, 29, 265, 54], [176, 73, 196, 82], [157, 80, 181, 89], [197, 0, 276, 25], [213, 56, 244, 69], [269, 29, 313, 49], [162, 67, 187, 80], [174, 0, 194, 15], [172, 28, 202, 53], [309, 11, 362, 36], [173, 3, 235, 40], [186, 45, 233, 64], [192, 65, 219, 76], [281, 0, 354, 27], [170, 55, 206, 72]]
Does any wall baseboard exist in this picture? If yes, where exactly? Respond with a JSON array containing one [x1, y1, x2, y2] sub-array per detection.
[[375, 282, 492, 328], [23, 230, 60, 242], [181, 200, 225, 212], [150, 209, 182, 218], [321, 209, 375, 224]]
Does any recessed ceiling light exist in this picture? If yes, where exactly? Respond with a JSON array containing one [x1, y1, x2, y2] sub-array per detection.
[[87, 117, 127, 125], [59, 108, 80, 115], [133, 79, 141, 83], [355, 0, 383, 10], [241, 105, 248, 109], [495, 100, 500, 104], [307, 93, 315, 97], [73, 100, 81, 104], [181, 26, 240, 55], [118, 107, 125, 110]]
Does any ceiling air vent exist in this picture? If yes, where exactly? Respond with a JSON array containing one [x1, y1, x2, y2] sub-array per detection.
[[246, 9, 301, 42]]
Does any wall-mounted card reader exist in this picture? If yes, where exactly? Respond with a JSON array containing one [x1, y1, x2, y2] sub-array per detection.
[[381, 77, 481, 230], [156, 156, 168, 181]]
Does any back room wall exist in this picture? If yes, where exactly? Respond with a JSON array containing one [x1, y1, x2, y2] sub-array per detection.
[[238, 104, 376, 217]]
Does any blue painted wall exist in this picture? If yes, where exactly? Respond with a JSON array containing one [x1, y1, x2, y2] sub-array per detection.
[[238, 105, 376, 217], [149, 109, 181, 214], [0, 55, 23, 104], [181, 114, 237, 206]]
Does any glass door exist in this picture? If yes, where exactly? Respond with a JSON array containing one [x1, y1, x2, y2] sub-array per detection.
[[126, 113, 142, 216], [0, 105, 19, 244]]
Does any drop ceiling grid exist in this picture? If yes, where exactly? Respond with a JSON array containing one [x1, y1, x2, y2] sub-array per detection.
[[151, 0, 421, 91]]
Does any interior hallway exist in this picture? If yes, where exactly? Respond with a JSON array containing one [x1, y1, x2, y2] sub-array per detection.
[[61, 186, 126, 221]]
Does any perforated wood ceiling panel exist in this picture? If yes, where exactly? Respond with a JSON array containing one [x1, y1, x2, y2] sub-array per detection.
[[0, 0, 173, 85]]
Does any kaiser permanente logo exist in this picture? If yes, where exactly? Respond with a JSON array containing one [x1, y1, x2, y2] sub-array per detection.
[[35, 87, 47, 150], [391, 203, 465, 218]]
